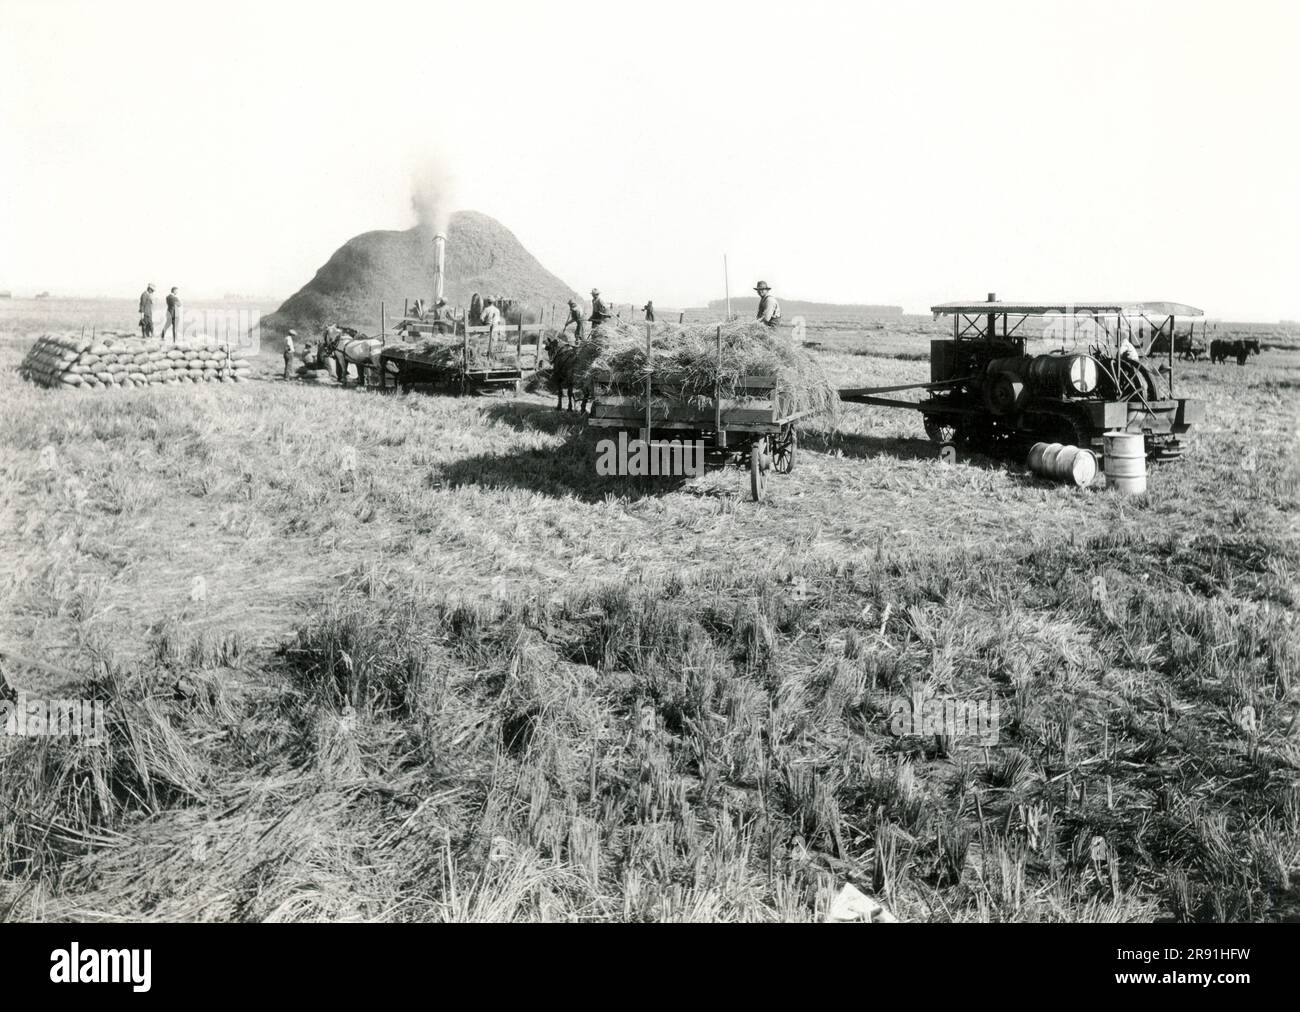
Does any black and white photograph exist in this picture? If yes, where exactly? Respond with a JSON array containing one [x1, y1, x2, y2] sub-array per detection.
[[0, 0, 1296, 977]]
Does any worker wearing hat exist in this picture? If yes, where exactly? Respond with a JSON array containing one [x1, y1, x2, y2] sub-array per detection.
[[561, 297, 586, 342], [589, 288, 611, 327], [283, 329, 297, 380], [754, 281, 781, 327], [138, 283, 156, 339]]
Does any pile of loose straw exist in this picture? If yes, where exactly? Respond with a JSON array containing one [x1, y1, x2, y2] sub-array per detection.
[[574, 320, 839, 416]]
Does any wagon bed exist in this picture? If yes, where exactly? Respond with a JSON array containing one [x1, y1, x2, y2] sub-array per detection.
[[379, 319, 544, 393], [587, 363, 814, 501]]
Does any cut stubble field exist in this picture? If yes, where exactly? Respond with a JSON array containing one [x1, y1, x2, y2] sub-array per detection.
[[0, 305, 1297, 921]]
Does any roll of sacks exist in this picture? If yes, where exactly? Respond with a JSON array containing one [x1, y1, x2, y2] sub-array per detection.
[[1027, 441, 1098, 487]]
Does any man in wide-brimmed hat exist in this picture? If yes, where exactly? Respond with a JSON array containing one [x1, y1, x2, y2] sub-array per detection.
[[754, 281, 781, 327], [589, 287, 611, 326], [138, 282, 156, 338]]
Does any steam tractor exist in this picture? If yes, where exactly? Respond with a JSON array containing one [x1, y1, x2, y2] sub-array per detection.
[[840, 295, 1204, 462]]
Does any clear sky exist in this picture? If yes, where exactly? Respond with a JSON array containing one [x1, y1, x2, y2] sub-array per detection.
[[1, 0, 1297, 319]]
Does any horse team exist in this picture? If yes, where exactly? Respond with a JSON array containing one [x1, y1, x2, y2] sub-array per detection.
[[1209, 338, 1261, 366]]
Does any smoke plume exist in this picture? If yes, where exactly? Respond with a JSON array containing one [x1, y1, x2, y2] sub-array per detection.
[[410, 155, 457, 236]]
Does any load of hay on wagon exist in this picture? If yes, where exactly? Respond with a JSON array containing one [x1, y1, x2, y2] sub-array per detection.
[[20, 334, 254, 390], [575, 319, 839, 417]]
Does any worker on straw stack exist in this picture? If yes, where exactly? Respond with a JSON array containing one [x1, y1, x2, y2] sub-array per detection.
[[161, 286, 182, 342], [431, 297, 452, 334], [590, 288, 611, 326], [755, 281, 781, 327], [559, 298, 586, 342], [283, 329, 297, 380], [138, 283, 156, 338], [643, 300, 655, 322]]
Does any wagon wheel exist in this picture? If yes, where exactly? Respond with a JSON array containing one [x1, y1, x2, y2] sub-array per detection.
[[772, 426, 797, 474], [750, 442, 767, 502]]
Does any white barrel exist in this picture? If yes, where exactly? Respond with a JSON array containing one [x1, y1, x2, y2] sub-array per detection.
[[1027, 442, 1049, 471], [1104, 431, 1147, 494], [1040, 442, 1065, 474], [1055, 446, 1098, 487]]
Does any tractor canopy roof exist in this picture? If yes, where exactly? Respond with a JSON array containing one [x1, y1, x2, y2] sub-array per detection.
[[931, 300, 1203, 318]]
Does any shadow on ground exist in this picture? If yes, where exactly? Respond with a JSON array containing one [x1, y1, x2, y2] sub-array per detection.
[[440, 403, 691, 502], [804, 427, 1018, 472]]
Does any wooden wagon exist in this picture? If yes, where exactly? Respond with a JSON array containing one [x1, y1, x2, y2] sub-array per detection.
[[585, 325, 813, 501], [378, 317, 545, 393]]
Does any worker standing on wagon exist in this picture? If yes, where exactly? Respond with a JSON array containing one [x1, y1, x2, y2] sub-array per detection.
[[590, 288, 611, 327], [431, 297, 451, 334], [481, 298, 502, 343], [138, 283, 156, 338], [1119, 331, 1142, 364], [469, 292, 483, 326], [160, 286, 182, 342], [755, 281, 781, 327], [560, 298, 586, 342], [643, 300, 655, 322]]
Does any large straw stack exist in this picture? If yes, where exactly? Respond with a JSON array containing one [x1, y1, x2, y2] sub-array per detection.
[[20, 334, 254, 390]]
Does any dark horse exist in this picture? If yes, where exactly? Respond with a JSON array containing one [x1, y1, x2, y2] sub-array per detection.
[[543, 335, 589, 412], [1210, 338, 1250, 366]]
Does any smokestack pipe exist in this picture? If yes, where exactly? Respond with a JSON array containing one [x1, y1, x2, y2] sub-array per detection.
[[433, 232, 447, 304]]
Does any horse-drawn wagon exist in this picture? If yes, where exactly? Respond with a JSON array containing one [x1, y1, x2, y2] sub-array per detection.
[[584, 325, 816, 501]]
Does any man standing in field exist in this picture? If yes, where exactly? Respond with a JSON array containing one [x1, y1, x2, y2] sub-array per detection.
[[161, 286, 182, 342], [138, 283, 156, 338], [283, 329, 297, 380], [590, 288, 611, 327], [643, 300, 655, 322], [755, 281, 781, 327]]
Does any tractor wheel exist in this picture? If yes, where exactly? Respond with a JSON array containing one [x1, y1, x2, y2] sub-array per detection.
[[1148, 438, 1185, 462], [750, 443, 766, 502], [772, 427, 796, 474], [923, 415, 959, 443]]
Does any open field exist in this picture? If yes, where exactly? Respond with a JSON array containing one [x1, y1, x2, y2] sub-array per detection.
[[1, 301, 1297, 921]]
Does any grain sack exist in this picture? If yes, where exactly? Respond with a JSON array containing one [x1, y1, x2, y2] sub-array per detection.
[[20, 334, 251, 392]]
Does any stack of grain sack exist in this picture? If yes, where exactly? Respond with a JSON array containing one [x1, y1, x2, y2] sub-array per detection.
[[20, 334, 254, 390]]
